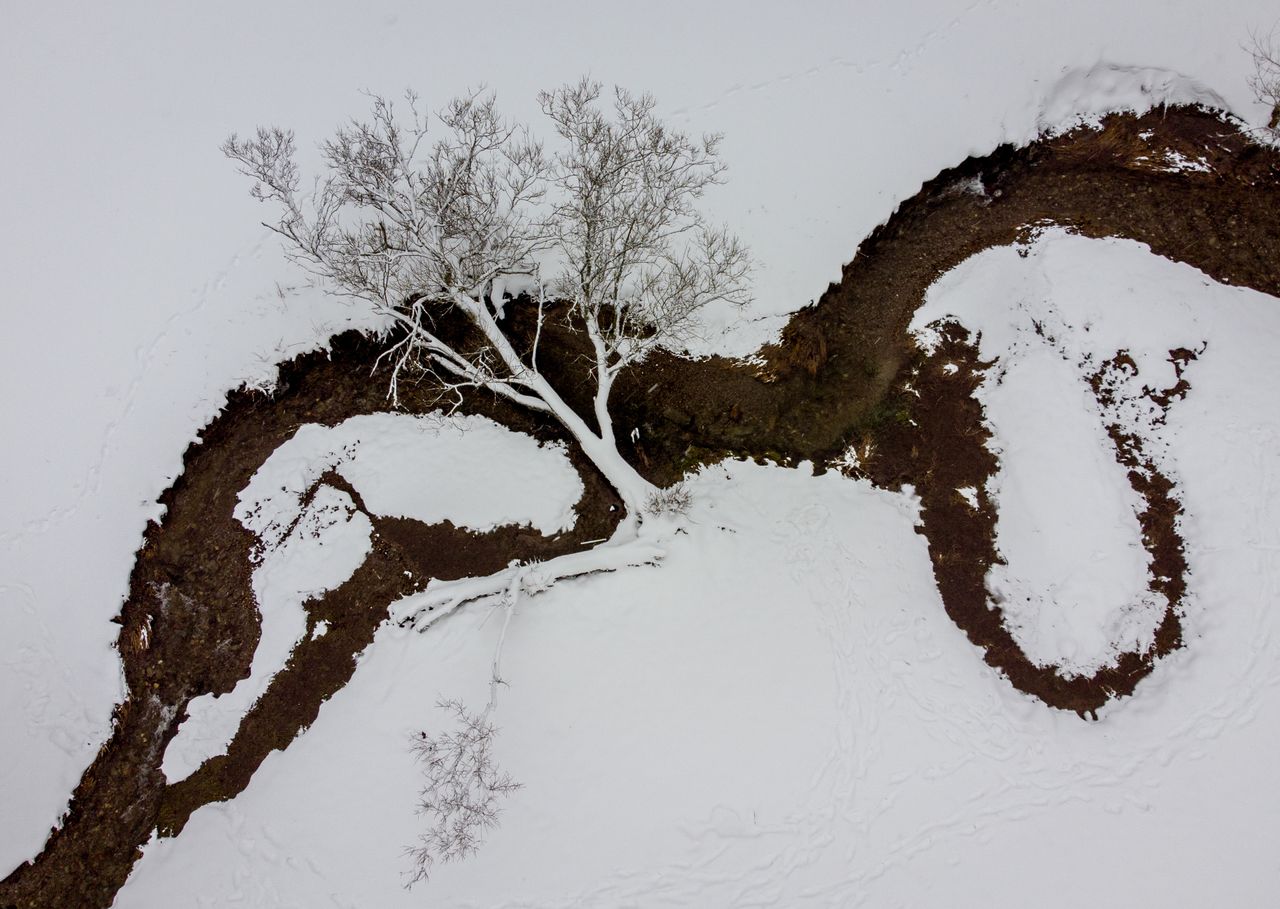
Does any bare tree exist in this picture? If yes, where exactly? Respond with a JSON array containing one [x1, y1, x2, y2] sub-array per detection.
[[226, 84, 745, 552], [225, 81, 746, 619], [1249, 27, 1280, 132]]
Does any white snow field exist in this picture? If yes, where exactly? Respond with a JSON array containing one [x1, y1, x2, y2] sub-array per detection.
[[3, 0, 1280, 904]]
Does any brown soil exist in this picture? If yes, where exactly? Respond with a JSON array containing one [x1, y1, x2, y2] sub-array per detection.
[[3, 106, 1280, 908]]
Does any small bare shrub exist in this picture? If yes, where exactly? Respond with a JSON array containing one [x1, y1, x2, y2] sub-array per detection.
[[645, 483, 692, 517], [406, 700, 521, 885]]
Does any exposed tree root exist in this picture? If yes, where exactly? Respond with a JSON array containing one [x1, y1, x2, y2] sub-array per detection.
[[393, 519, 671, 631]]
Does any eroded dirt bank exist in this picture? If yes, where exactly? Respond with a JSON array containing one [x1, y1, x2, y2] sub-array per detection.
[[611, 106, 1280, 475], [3, 106, 1279, 908]]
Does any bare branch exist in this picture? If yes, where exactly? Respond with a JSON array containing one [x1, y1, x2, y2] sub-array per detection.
[[224, 91, 551, 406], [538, 78, 752, 405], [1249, 26, 1280, 132]]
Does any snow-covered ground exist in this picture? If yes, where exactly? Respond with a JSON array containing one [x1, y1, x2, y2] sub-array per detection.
[[116, 232, 1280, 907], [4, 0, 1280, 902]]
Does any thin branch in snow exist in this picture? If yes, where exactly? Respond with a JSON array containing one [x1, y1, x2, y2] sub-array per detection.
[[405, 699, 521, 886], [486, 566, 524, 714]]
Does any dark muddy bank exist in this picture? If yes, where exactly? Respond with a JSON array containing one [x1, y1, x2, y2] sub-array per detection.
[[3, 106, 1279, 908]]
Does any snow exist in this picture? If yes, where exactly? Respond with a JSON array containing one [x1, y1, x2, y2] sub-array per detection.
[[1160, 148, 1215, 172], [983, 344, 1158, 676], [118, 461, 950, 907], [238, 413, 582, 542], [161, 413, 582, 782], [5, 0, 1280, 897], [1033, 63, 1228, 136]]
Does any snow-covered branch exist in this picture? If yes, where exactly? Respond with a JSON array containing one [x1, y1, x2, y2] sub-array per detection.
[[391, 526, 667, 632]]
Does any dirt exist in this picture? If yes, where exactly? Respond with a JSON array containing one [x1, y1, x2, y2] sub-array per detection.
[[3, 105, 1280, 908]]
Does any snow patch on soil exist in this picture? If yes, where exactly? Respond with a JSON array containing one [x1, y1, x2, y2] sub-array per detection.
[[912, 229, 1259, 677], [160, 413, 582, 783], [985, 339, 1158, 675], [239, 412, 582, 544], [1160, 148, 1214, 172]]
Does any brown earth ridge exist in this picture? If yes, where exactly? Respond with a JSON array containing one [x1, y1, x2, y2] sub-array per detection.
[[3, 105, 1279, 908]]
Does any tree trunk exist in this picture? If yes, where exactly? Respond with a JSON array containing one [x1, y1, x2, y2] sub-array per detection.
[[450, 290, 656, 514], [525, 373, 656, 514]]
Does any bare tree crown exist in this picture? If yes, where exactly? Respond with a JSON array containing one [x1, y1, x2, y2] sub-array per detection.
[[224, 90, 552, 407], [540, 79, 750, 374], [225, 92, 548, 302]]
